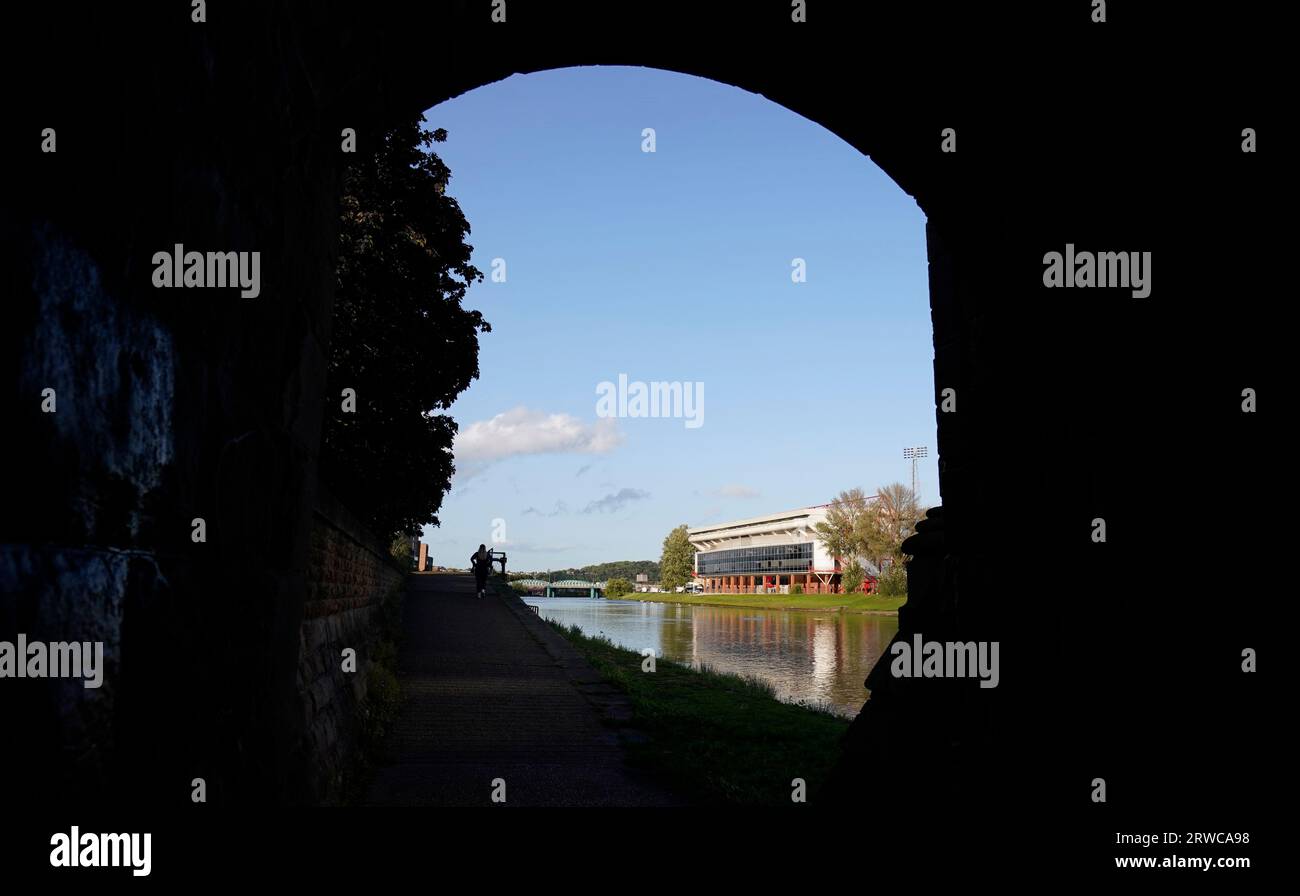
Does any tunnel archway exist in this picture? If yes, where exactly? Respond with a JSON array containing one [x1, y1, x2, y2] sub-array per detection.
[[9, 3, 1267, 830], [418, 63, 937, 603], [385, 60, 980, 812], [0, 5, 1073, 813]]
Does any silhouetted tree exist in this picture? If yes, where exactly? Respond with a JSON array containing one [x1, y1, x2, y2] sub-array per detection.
[[322, 118, 489, 539]]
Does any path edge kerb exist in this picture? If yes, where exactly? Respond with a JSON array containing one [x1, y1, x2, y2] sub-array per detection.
[[493, 582, 638, 728]]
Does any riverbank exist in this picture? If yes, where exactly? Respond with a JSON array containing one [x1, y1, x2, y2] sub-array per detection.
[[606, 591, 905, 614], [548, 621, 852, 806]]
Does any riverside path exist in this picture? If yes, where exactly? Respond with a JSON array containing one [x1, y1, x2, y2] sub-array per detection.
[[363, 573, 682, 806]]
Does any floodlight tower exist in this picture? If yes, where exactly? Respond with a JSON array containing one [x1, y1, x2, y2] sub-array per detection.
[[903, 446, 928, 500]]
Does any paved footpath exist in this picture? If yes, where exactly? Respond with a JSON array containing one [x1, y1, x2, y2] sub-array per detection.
[[363, 574, 683, 806]]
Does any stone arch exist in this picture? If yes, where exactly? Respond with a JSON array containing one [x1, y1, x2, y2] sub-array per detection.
[[11, 3, 1265, 822], [391, 61, 971, 808]]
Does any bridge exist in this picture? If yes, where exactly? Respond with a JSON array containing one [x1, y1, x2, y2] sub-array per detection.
[[512, 578, 606, 598]]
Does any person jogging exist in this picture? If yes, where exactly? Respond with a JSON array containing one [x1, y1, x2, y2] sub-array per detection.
[[470, 543, 491, 599]]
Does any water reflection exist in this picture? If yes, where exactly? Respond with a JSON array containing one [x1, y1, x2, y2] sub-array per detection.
[[534, 597, 899, 718]]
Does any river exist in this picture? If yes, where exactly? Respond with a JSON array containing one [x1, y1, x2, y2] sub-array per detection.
[[532, 597, 899, 718]]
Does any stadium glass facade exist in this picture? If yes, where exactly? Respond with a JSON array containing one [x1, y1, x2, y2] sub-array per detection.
[[696, 543, 813, 576], [688, 505, 873, 595]]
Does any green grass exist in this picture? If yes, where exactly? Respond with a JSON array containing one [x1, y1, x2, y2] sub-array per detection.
[[549, 621, 852, 806], [605, 590, 906, 614]]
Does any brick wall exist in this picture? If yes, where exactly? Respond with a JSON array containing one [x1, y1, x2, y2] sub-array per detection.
[[298, 487, 404, 804]]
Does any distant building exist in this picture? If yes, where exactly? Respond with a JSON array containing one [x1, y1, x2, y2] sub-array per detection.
[[635, 573, 648, 583], [688, 505, 878, 594]]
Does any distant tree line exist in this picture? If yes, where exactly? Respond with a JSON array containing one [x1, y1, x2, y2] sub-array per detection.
[[507, 560, 660, 582]]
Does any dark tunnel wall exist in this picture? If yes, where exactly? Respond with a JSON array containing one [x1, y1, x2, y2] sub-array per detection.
[[3, 1, 1274, 817]]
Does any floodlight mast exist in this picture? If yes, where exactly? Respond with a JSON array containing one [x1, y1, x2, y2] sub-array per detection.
[[903, 446, 928, 500]]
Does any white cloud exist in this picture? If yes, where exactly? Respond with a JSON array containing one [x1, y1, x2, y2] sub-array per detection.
[[582, 488, 651, 514], [453, 406, 623, 478], [522, 500, 569, 518]]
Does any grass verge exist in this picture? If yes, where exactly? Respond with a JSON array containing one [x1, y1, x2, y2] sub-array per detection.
[[549, 620, 852, 806]]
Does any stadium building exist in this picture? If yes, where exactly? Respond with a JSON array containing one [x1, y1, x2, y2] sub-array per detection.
[[688, 505, 880, 594]]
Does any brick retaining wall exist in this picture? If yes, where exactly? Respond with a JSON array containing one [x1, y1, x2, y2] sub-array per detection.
[[298, 487, 404, 804]]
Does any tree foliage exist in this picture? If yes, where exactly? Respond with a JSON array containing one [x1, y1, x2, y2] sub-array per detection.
[[659, 525, 696, 590], [841, 558, 865, 594], [859, 482, 924, 570], [604, 577, 633, 597], [389, 536, 414, 570], [876, 561, 908, 597], [321, 118, 489, 541], [814, 483, 925, 591], [812, 487, 872, 564]]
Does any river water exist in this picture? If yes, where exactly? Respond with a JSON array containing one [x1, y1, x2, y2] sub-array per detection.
[[532, 597, 899, 718]]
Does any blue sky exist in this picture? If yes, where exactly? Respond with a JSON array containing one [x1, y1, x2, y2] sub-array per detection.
[[419, 66, 937, 571]]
